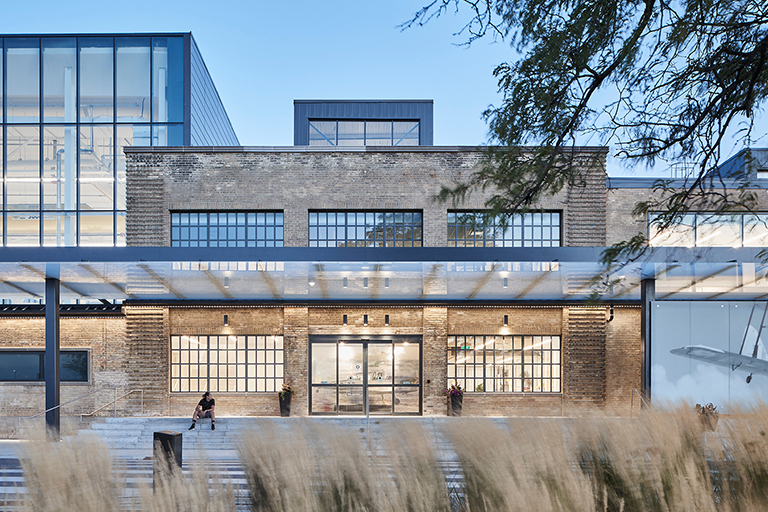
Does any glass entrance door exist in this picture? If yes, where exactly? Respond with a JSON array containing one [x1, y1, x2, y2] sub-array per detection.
[[310, 338, 421, 415]]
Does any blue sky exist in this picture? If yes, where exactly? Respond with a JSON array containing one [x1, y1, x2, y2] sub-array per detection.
[[2, 0, 764, 176]]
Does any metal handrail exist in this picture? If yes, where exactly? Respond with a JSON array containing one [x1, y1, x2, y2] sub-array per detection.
[[18, 387, 104, 432], [630, 388, 652, 418], [80, 389, 144, 422]]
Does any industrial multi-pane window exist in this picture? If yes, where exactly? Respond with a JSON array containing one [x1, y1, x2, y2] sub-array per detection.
[[0, 350, 89, 382], [309, 211, 423, 247], [308, 120, 419, 146], [171, 212, 284, 247], [170, 335, 284, 393], [447, 335, 561, 393], [649, 212, 768, 247], [447, 211, 561, 247]]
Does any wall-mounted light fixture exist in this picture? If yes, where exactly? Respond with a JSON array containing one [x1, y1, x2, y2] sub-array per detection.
[[224, 276, 230, 289], [224, 314, 229, 327], [363, 277, 368, 288], [503, 315, 508, 327], [363, 314, 368, 326], [343, 277, 348, 288], [343, 314, 348, 326], [503, 277, 508, 289], [384, 314, 390, 326]]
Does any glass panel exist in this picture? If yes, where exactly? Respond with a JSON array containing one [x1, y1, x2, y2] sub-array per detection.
[[311, 343, 337, 384], [43, 38, 76, 122], [395, 386, 420, 413], [79, 125, 114, 210], [152, 37, 184, 122], [116, 212, 126, 246], [368, 344, 393, 384], [309, 121, 336, 146], [338, 386, 364, 413], [395, 343, 420, 384], [0, 353, 41, 380], [368, 386, 392, 414], [744, 214, 768, 247], [365, 121, 391, 146], [6, 213, 39, 246], [79, 38, 113, 123], [116, 37, 150, 122], [649, 213, 695, 247], [6, 38, 40, 123], [60, 352, 88, 382], [337, 121, 364, 146], [339, 343, 363, 385], [43, 126, 77, 212], [0, 37, 3, 123], [696, 214, 741, 247], [43, 212, 77, 246], [6, 125, 40, 210], [152, 124, 184, 146], [393, 121, 419, 146], [311, 386, 337, 413], [80, 212, 113, 246]]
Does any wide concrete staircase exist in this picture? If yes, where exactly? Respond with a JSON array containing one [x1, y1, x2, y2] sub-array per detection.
[[74, 416, 262, 451]]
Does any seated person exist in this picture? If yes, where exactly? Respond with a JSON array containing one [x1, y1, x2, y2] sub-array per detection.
[[189, 391, 215, 430]]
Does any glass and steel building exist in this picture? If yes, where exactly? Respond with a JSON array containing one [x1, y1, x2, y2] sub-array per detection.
[[0, 33, 238, 247]]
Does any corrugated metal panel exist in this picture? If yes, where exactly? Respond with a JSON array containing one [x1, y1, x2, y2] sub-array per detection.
[[294, 100, 433, 145]]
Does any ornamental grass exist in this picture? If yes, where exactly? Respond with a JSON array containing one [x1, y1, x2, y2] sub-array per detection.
[[13, 404, 768, 511]]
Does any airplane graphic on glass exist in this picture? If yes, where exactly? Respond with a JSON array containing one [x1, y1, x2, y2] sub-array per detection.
[[671, 303, 768, 384]]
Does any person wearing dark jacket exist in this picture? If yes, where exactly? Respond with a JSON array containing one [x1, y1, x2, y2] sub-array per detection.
[[189, 391, 215, 430]]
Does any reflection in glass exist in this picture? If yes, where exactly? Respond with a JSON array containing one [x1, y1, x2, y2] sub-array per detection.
[[7, 213, 40, 246], [368, 344, 393, 384], [338, 121, 364, 146], [338, 386, 364, 413], [0, 353, 42, 380], [6, 38, 40, 123], [339, 343, 364, 384], [79, 38, 113, 123], [368, 386, 393, 413], [696, 214, 741, 247], [365, 121, 391, 146], [43, 212, 77, 246], [393, 121, 419, 146], [43, 38, 76, 123], [43, 126, 77, 214], [80, 212, 113, 246], [153, 124, 184, 146], [115, 124, 150, 211], [309, 121, 336, 146], [395, 387, 420, 413], [116, 212, 126, 247], [744, 215, 768, 247], [116, 37, 150, 122], [312, 343, 337, 384], [79, 125, 114, 210], [6, 126, 40, 211], [152, 37, 184, 122], [395, 343, 419, 384], [312, 386, 337, 413]]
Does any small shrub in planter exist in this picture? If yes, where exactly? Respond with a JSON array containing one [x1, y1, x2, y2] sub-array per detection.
[[446, 383, 464, 417], [279, 383, 295, 417]]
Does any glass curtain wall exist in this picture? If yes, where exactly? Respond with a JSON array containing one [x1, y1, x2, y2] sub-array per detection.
[[1, 35, 185, 247]]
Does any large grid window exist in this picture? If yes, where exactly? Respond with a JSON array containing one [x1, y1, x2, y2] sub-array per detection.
[[448, 335, 561, 393], [309, 211, 423, 247], [309, 120, 419, 146], [649, 212, 768, 247], [170, 335, 284, 393], [171, 212, 284, 248], [448, 211, 561, 247]]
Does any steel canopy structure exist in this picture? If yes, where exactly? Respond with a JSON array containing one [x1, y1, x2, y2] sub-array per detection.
[[0, 246, 765, 303]]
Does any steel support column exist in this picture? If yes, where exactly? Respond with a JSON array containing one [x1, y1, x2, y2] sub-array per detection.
[[640, 278, 655, 400], [45, 277, 61, 436]]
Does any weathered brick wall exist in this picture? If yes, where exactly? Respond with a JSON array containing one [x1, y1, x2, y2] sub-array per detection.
[[423, 307, 448, 416], [126, 147, 608, 248], [284, 307, 308, 416], [0, 316, 127, 419], [125, 307, 168, 415], [605, 307, 642, 414], [563, 308, 607, 410]]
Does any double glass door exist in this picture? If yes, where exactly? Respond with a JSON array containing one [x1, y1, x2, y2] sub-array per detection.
[[310, 338, 421, 415]]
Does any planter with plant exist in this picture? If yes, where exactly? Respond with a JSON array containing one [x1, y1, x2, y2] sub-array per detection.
[[446, 383, 464, 417], [695, 402, 719, 431], [279, 383, 295, 417]]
